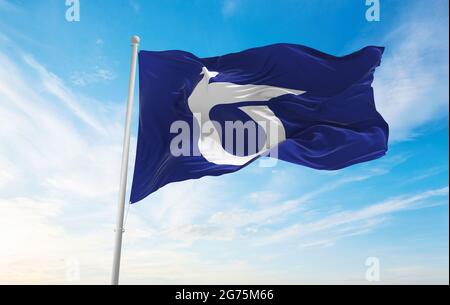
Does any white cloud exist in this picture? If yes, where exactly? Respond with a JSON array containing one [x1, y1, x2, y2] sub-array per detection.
[[258, 187, 449, 246], [138, 156, 404, 245], [141, 162, 403, 246], [71, 67, 116, 87], [0, 40, 128, 283], [374, 2, 449, 141], [0, 50, 124, 200], [22, 55, 108, 133]]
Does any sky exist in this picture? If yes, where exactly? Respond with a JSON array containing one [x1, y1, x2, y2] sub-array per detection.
[[0, 0, 448, 284]]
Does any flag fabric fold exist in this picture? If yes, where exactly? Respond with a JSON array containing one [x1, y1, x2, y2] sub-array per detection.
[[130, 43, 389, 204]]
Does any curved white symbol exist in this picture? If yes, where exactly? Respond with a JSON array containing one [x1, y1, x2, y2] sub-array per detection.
[[188, 67, 306, 166]]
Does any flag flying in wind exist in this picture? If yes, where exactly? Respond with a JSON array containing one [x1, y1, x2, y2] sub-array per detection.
[[130, 43, 389, 204]]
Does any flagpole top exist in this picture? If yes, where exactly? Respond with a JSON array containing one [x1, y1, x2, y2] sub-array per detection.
[[131, 35, 140, 45]]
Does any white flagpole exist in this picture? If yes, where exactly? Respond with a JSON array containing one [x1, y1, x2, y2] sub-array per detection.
[[111, 35, 140, 285]]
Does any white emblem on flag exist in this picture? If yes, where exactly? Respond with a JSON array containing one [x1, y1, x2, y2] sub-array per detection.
[[188, 67, 306, 166]]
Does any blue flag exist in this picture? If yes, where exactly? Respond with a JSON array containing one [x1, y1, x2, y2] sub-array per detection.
[[130, 44, 389, 204]]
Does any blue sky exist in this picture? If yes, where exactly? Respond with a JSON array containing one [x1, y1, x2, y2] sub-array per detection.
[[0, 0, 448, 284]]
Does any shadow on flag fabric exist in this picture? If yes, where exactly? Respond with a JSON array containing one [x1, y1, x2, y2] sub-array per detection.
[[130, 44, 389, 204]]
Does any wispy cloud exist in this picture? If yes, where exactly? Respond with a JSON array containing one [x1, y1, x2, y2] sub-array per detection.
[[141, 152, 407, 245], [139, 157, 404, 246], [0, 41, 126, 283], [22, 55, 107, 134], [0, 0, 18, 12], [402, 166, 448, 185], [374, 1, 449, 141], [258, 187, 449, 246], [71, 67, 116, 87], [69, 39, 116, 87]]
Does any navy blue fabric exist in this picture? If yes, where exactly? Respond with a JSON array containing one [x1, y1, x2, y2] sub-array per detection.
[[130, 44, 389, 203]]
